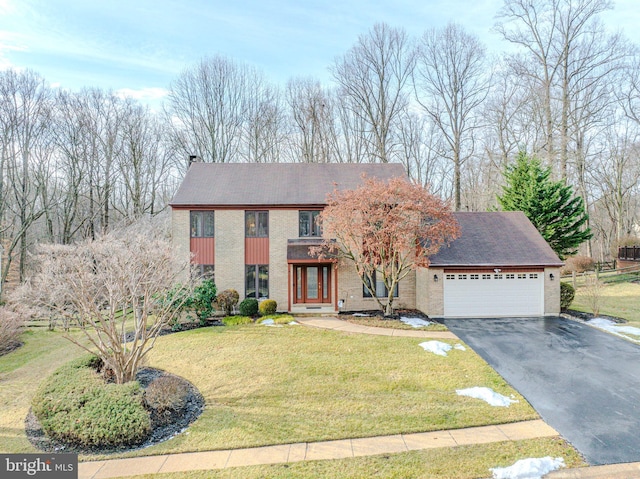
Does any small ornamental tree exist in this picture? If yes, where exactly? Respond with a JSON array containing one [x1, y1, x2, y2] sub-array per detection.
[[497, 152, 592, 259], [17, 220, 192, 384], [313, 176, 459, 316]]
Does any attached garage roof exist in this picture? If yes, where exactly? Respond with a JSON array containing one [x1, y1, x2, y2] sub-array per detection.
[[429, 211, 563, 267], [170, 162, 407, 207]]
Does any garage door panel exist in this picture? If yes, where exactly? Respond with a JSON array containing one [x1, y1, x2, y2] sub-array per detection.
[[444, 273, 543, 317]]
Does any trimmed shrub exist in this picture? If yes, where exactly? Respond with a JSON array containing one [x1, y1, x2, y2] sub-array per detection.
[[222, 315, 253, 326], [32, 355, 150, 448], [188, 279, 217, 325], [144, 375, 189, 413], [259, 299, 277, 316], [560, 282, 575, 310], [239, 298, 259, 317], [561, 255, 594, 275], [0, 307, 23, 356], [217, 289, 240, 316]]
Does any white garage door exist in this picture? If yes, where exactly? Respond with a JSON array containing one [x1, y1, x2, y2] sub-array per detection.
[[444, 272, 544, 318]]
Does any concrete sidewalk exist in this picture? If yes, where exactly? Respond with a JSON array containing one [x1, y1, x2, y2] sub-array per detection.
[[296, 317, 459, 339], [79, 420, 557, 479]]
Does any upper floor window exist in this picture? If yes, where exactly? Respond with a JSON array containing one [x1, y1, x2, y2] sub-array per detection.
[[190, 211, 214, 238], [246, 211, 269, 237], [299, 210, 322, 237]]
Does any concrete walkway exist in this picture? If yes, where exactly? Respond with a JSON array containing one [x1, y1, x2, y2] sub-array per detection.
[[296, 317, 459, 339], [79, 420, 557, 479]]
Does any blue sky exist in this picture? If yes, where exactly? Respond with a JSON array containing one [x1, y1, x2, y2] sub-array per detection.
[[1, 0, 638, 105]]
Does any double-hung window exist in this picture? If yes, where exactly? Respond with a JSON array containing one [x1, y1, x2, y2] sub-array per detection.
[[190, 211, 214, 238], [246, 265, 269, 298], [245, 211, 268, 237], [299, 210, 322, 237], [363, 272, 398, 298]]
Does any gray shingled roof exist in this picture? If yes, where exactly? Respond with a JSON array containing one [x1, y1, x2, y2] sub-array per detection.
[[429, 211, 563, 267], [170, 162, 407, 207]]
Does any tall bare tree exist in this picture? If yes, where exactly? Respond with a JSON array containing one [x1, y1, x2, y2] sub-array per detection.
[[495, 0, 615, 178], [167, 55, 264, 164], [0, 69, 51, 289], [286, 77, 334, 163], [414, 22, 490, 211], [331, 23, 415, 163]]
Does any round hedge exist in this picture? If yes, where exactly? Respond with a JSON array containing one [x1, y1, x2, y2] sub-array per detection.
[[31, 355, 150, 448], [560, 282, 575, 310], [239, 298, 259, 316]]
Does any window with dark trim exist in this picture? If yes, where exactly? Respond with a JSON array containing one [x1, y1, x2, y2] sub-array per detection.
[[245, 211, 269, 238], [190, 211, 214, 238], [194, 264, 215, 280], [299, 210, 322, 237], [246, 265, 269, 298], [363, 272, 398, 298]]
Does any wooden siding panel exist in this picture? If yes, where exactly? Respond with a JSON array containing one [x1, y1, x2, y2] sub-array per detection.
[[245, 237, 269, 264], [190, 238, 215, 264]]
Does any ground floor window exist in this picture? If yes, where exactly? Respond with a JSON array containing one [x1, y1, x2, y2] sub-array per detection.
[[194, 264, 214, 280], [246, 265, 269, 298], [363, 272, 398, 298]]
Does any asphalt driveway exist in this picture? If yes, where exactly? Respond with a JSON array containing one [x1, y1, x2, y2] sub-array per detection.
[[445, 317, 640, 466]]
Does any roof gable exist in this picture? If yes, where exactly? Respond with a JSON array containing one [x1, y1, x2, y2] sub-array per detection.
[[429, 211, 563, 267], [170, 163, 407, 207]]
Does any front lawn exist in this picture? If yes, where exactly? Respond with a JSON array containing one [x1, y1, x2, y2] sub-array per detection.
[[570, 281, 640, 326], [120, 438, 585, 479], [102, 323, 537, 459]]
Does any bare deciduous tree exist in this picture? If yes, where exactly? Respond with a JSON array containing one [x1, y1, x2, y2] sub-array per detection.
[[414, 22, 490, 211], [18, 220, 192, 384], [331, 23, 415, 163]]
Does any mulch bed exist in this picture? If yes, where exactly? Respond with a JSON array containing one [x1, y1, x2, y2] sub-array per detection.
[[339, 308, 445, 325], [25, 368, 205, 455], [562, 309, 627, 324]]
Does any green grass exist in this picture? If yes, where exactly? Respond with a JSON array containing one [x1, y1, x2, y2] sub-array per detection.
[[122, 438, 585, 479], [570, 280, 640, 326], [0, 329, 89, 453], [346, 316, 448, 332], [90, 324, 538, 460]]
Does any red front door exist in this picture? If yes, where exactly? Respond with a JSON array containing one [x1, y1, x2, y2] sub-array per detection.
[[294, 265, 332, 304]]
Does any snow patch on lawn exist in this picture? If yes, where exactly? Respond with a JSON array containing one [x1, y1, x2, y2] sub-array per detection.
[[456, 387, 518, 407], [419, 341, 466, 356], [419, 341, 452, 356], [587, 318, 640, 343], [400, 316, 433, 328], [490, 456, 564, 479], [351, 313, 370, 317]]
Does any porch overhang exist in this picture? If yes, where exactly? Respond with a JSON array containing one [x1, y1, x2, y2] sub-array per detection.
[[287, 239, 337, 263]]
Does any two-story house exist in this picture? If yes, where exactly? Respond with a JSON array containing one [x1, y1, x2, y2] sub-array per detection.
[[170, 162, 563, 317]]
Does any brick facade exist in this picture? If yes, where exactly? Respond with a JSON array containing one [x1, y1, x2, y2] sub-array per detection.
[[544, 267, 561, 315], [172, 209, 190, 281], [336, 260, 416, 312], [269, 210, 299, 312], [215, 210, 245, 294], [415, 267, 444, 317]]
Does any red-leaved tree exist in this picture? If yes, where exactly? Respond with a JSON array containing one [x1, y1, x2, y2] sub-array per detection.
[[314, 176, 459, 315]]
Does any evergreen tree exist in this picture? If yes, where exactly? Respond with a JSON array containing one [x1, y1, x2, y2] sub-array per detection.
[[497, 152, 592, 259]]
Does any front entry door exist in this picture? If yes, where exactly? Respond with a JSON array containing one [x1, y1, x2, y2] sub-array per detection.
[[294, 265, 331, 304]]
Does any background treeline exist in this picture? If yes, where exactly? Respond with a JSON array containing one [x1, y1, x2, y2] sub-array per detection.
[[1, 0, 639, 296]]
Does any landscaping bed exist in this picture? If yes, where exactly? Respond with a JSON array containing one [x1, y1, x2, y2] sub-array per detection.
[[341, 309, 448, 331], [26, 358, 204, 455]]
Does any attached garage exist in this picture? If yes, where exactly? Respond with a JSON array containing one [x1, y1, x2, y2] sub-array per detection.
[[423, 211, 564, 318], [443, 270, 544, 317]]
